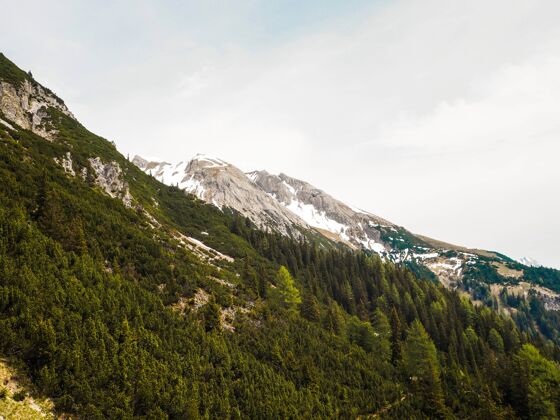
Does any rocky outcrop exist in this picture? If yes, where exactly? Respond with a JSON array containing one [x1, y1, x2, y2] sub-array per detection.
[[54, 151, 75, 176], [0, 79, 74, 141], [88, 157, 132, 207]]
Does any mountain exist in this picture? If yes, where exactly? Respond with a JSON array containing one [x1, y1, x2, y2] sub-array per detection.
[[2, 52, 560, 418], [248, 170, 392, 252], [132, 154, 307, 236], [133, 154, 396, 252], [133, 154, 560, 310], [517, 256, 542, 267]]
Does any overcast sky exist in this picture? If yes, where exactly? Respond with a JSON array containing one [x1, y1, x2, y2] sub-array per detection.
[[2, 0, 559, 267]]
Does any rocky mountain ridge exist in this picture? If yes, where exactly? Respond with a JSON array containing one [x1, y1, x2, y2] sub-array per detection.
[[133, 154, 560, 311], [132, 154, 307, 236]]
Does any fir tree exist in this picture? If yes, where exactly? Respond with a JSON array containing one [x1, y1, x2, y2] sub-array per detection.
[[201, 298, 221, 332], [488, 328, 505, 353], [390, 306, 402, 366], [300, 290, 320, 322]]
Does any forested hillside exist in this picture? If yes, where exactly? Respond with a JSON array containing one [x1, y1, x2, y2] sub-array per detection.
[[1, 53, 560, 419]]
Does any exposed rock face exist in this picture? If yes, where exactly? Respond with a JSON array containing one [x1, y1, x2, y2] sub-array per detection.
[[248, 171, 392, 252], [133, 154, 307, 236], [0, 117, 15, 130], [131, 155, 164, 172], [543, 296, 560, 311], [54, 151, 75, 176], [0, 79, 74, 141], [88, 157, 132, 207]]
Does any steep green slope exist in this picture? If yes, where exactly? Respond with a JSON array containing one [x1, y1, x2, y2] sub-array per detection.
[[1, 52, 560, 419]]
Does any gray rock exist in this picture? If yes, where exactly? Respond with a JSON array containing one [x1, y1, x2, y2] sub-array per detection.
[[88, 157, 133, 207], [54, 151, 76, 176], [249, 170, 392, 251], [133, 155, 308, 236], [0, 79, 74, 141]]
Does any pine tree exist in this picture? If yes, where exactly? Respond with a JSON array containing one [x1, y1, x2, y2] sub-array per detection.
[[390, 306, 402, 366], [404, 320, 447, 418], [488, 328, 505, 353], [201, 298, 221, 332], [257, 266, 267, 299], [36, 184, 64, 238], [323, 300, 346, 335], [512, 344, 560, 418]]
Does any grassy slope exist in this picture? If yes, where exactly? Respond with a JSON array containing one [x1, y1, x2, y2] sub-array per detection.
[[0, 358, 56, 419]]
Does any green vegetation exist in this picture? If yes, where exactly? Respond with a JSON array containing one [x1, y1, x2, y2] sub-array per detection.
[[512, 344, 560, 418], [270, 266, 302, 312], [377, 225, 429, 251], [403, 320, 446, 418], [0, 357, 55, 419], [0, 53, 31, 88], [1, 57, 560, 418], [523, 265, 560, 293]]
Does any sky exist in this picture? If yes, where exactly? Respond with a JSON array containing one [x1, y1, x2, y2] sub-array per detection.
[[2, 0, 559, 268]]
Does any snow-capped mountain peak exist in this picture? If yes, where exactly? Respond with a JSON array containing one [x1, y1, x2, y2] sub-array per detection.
[[134, 154, 308, 236], [134, 155, 396, 253], [191, 153, 229, 168], [516, 257, 542, 267]]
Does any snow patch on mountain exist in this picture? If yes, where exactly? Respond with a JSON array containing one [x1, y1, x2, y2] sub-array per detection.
[[285, 198, 350, 240], [192, 154, 228, 168], [516, 257, 542, 267], [249, 170, 392, 252], [414, 252, 440, 260]]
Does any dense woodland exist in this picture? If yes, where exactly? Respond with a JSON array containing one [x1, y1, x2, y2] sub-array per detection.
[[1, 54, 560, 418]]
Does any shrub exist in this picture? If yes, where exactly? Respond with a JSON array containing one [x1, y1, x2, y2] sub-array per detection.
[[12, 390, 26, 402]]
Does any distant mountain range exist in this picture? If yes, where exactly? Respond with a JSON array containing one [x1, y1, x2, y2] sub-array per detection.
[[132, 153, 559, 310]]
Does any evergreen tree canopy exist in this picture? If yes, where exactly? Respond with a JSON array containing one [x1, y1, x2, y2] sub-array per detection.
[[271, 266, 301, 312], [404, 319, 447, 418], [372, 308, 391, 362]]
